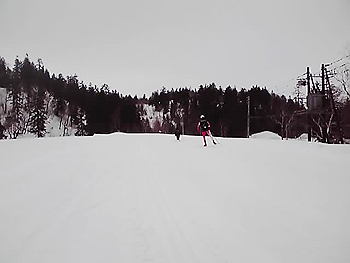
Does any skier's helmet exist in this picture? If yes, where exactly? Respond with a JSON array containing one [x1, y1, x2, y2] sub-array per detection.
[[200, 115, 205, 120]]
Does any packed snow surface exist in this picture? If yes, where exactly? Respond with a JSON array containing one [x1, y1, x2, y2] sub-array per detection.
[[1, 133, 349, 263]]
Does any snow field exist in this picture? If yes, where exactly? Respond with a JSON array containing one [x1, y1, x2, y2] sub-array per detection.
[[0, 133, 349, 263]]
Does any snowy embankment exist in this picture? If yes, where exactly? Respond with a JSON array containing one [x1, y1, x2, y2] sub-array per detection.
[[0, 133, 349, 263]]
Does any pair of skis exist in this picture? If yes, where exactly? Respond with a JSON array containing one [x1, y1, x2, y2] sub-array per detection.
[[204, 131, 220, 146]]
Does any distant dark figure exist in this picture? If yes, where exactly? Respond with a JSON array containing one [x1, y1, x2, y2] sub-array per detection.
[[175, 125, 181, 141], [197, 115, 216, 147], [0, 124, 6, 140]]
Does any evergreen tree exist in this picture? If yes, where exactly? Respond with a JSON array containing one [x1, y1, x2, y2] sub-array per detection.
[[0, 57, 9, 89], [222, 86, 239, 137], [29, 86, 47, 137], [74, 107, 88, 136], [7, 58, 24, 138]]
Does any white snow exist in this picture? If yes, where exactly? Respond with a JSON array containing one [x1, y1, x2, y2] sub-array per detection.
[[0, 88, 7, 125], [0, 88, 78, 138], [139, 104, 169, 131], [45, 115, 76, 137], [296, 133, 320, 142], [250, 131, 282, 140], [1, 133, 350, 263]]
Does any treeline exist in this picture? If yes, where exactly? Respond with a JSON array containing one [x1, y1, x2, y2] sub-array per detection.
[[1, 55, 349, 140], [149, 83, 350, 140], [147, 84, 306, 138], [0, 56, 142, 138]]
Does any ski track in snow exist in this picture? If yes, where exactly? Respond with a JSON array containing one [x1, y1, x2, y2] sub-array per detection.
[[0, 133, 350, 263]]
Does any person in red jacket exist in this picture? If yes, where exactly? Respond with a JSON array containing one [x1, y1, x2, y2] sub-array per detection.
[[197, 115, 216, 146]]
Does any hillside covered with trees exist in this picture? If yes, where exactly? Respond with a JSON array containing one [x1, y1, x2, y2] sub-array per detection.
[[1, 55, 349, 141]]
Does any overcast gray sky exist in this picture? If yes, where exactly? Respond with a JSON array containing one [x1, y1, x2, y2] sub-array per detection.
[[1, 0, 350, 97]]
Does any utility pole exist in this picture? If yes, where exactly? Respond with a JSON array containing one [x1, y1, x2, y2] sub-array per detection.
[[247, 95, 250, 138], [305, 63, 344, 144], [181, 116, 184, 135], [307, 67, 311, 142], [321, 64, 328, 143], [325, 69, 344, 144]]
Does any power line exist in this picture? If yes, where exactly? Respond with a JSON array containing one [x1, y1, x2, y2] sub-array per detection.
[[312, 54, 350, 75], [265, 54, 350, 98], [325, 53, 350, 67], [273, 72, 307, 96], [282, 54, 350, 96], [328, 62, 350, 75]]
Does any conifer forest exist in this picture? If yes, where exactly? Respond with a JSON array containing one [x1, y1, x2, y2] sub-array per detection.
[[1, 55, 349, 141]]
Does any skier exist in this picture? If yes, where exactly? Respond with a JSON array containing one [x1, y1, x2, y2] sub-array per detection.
[[197, 115, 216, 146], [175, 124, 181, 141], [0, 124, 6, 140]]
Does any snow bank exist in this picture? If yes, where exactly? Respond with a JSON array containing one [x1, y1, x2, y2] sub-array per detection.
[[295, 133, 318, 142], [250, 131, 281, 140], [296, 133, 309, 141]]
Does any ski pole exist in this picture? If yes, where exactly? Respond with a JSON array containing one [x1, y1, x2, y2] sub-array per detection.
[[209, 131, 220, 144]]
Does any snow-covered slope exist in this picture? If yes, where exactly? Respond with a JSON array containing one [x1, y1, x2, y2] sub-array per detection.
[[0, 88, 78, 138], [1, 133, 349, 263]]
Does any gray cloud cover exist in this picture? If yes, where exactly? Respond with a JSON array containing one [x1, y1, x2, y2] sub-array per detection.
[[1, 0, 350, 96]]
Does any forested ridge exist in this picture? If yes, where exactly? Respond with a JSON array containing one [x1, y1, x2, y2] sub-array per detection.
[[1, 55, 349, 140]]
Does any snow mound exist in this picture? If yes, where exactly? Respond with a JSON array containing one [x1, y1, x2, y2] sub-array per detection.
[[295, 133, 317, 142], [296, 133, 309, 141], [294, 133, 322, 142], [250, 131, 281, 140]]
